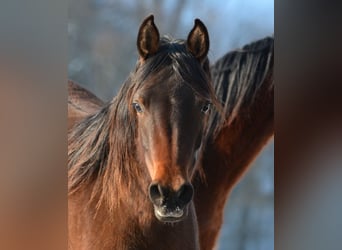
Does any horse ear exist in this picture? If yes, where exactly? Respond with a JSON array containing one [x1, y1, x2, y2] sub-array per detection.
[[137, 15, 160, 59], [186, 19, 209, 62]]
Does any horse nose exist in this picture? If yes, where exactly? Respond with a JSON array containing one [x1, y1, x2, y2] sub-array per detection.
[[176, 183, 194, 205], [149, 182, 194, 207]]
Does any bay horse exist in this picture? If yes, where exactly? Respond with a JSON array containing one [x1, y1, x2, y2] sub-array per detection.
[[68, 15, 219, 250], [194, 36, 274, 249], [67, 37, 274, 249]]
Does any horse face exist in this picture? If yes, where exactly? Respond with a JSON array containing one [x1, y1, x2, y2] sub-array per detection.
[[133, 80, 211, 222], [133, 15, 211, 223]]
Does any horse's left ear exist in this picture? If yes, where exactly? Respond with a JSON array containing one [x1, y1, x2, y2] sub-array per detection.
[[186, 19, 209, 62], [137, 15, 160, 60]]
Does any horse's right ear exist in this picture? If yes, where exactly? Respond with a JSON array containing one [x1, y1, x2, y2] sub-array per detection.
[[137, 15, 160, 60]]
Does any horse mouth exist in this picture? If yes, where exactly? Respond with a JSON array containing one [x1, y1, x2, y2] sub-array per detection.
[[153, 205, 186, 223]]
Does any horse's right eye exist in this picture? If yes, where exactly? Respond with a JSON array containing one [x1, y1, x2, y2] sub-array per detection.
[[133, 102, 143, 113]]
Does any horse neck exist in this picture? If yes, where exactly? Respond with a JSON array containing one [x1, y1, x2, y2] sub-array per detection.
[[213, 74, 273, 188], [194, 74, 274, 250]]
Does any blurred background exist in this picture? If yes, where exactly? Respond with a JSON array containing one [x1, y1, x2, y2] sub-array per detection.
[[68, 0, 274, 249]]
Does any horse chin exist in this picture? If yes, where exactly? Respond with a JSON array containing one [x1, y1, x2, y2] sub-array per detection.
[[153, 205, 188, 223]]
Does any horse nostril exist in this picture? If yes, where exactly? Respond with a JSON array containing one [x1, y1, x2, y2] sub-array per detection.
[[149, 182, 170, 203], [177, 183, 194, 206], [149, 183, 161, 203], [149, 182, 193, 207]]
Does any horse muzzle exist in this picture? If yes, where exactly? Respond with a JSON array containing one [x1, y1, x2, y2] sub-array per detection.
[[149, 182, 194, 223], [153, 204, 188, 223]]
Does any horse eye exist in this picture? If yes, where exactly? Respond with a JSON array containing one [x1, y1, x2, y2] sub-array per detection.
[[133, 102, 143, 113], [201, 103, 211, 114]]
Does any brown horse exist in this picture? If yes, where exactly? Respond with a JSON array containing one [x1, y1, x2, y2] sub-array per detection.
[[194, 37, 274, 250], [68, 38, 274, 249], [68, 15, 219, 250]]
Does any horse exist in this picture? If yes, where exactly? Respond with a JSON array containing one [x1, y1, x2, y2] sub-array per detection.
[[67, 36, 274, 249], [194, 36, 274, 250], [68, 15, 219, 250]]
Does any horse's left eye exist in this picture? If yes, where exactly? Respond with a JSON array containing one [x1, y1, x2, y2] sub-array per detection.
[[133, 102, 143, 113], [201, 103, 211, 114]]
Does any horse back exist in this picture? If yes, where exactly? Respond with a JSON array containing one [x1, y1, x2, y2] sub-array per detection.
[[68, 80, 104, 130]]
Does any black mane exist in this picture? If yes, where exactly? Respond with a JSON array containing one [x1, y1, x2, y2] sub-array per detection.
[[208, 36, 274, 137]]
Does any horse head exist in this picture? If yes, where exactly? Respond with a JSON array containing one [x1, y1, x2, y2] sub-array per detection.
[[131, 15, 214, 223]]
